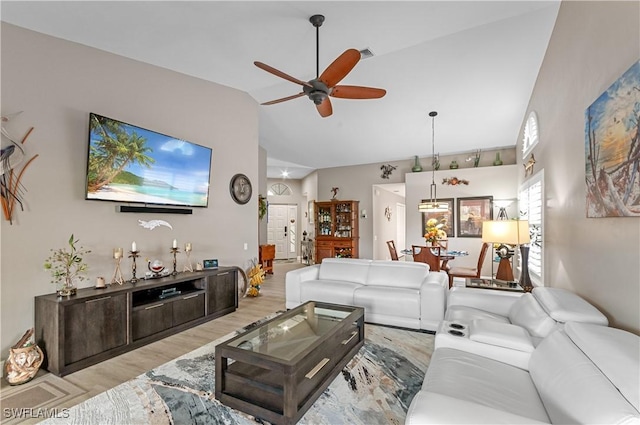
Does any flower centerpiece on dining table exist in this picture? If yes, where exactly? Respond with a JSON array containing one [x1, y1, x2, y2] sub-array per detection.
[[424, 218, 448, 246]]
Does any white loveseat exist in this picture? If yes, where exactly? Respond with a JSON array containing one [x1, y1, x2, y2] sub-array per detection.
[[285, 258, 449, 331], [407, 321, 640, 424], [436, 286, 609, 369]]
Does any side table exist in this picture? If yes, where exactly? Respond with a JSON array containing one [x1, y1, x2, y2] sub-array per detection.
[[259, 244, 275, 274]]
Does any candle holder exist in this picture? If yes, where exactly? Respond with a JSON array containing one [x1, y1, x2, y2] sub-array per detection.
[[170, 247, 179, 276], [129, 250, 140, 283], [182, 249, 193, 272], [111, 256, 124, 285]]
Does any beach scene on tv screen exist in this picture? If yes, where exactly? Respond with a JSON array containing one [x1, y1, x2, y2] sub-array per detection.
[[86, 114, 211, 207]]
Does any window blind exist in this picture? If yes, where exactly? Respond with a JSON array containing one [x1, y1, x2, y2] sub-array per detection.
[[519, 170, 544, 286]]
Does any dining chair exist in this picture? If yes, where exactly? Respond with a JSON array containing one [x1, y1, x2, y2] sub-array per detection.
[[412, 245, 442, 272], [386, 240, 399, 260], [447, 242, 490, 289]]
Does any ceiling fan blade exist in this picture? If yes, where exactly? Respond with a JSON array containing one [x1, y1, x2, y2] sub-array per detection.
[[331, 85, 387, 99], [319, 49, 361, 88], [254, 61, 313, 88], [261, 92, 305, 105], [316, 97, 333, 118]]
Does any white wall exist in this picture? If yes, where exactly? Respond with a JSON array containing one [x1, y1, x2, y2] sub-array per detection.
[[406, 165, 519, 277], [517, 1, 639, 333], [0, 24, 259, 354], [372, 186, 405, 260]]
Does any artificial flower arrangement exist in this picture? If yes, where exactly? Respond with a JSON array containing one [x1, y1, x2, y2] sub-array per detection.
[[44, 234, 91, 296], [424, 218, 449, 245], [246, 260, 265, 297]]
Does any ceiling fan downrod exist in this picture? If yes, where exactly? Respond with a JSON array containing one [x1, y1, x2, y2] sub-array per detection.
[[310, 14, 325, 79]]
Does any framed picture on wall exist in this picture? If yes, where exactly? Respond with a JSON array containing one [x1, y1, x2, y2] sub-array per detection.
[[421, 198, 454, 238], [457, 196, 493, 237]]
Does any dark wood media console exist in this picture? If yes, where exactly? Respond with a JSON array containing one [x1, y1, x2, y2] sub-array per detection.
[[35, 267, 238, 376]]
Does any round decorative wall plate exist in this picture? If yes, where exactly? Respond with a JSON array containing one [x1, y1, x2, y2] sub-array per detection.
[[229, 173, 252, 204]]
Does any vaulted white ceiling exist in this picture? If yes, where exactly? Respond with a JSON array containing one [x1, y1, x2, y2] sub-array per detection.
[[1, 1, 560, 178]]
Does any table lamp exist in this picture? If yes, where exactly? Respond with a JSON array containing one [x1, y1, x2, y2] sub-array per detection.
[[482, 220, 531, 289]]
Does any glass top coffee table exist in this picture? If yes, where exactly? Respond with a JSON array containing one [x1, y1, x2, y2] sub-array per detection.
[[215, 301, 365, 425]]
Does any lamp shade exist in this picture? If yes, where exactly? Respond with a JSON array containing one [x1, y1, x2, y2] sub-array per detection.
[[481, 220, 530, 245]]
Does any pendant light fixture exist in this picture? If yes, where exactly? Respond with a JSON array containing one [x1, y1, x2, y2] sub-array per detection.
[[419, 111, 449, 212]]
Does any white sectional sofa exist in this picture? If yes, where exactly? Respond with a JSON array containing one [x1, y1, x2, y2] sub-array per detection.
[[436, 286, 609, 369], [285, 258, 449, 331], [407, 321, 640, 424]]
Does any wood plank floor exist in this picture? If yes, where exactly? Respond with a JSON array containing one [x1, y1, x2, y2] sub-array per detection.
[[1, 260, 305, 422]]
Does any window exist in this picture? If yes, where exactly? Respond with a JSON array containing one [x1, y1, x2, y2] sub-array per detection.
[[519, 170, 544, 286], [269, 183, 291, 196], [522, 111, 539, 159]]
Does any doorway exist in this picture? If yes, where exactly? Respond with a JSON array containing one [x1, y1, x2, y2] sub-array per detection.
[[267, 204, 298, 260]]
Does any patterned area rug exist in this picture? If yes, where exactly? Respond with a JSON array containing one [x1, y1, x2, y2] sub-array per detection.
[[41, 319, 434, 425]]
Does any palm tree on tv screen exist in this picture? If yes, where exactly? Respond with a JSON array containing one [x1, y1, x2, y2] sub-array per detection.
[[87, 115, 154, 192]]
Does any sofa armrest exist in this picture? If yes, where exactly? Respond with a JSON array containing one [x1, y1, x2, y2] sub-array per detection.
[[420, 271, 449, 331], [469, 319, 535, 352], [285, 265, 320, 308], [447, 287, 523, 317]]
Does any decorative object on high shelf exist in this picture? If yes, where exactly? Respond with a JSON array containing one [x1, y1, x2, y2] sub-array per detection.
[[380, 164, 396, 179], [493, 152, 503, 166], [4, 328, 43, 385], [523, 153, 536, 177], [183, 242, 193, 272], [585, 60, 640, 218], [421, 198, 454, 238], [412, 155, 423, 172], [111, 247, 125, 285], [466, 149, 481, 167], [246, 260, 265, 297], [434, 153, 441, 170], [424, 217, 448, 245], [253, 14, 386, 118], [419, 111, 449, 212], [449, 160, 459, 169], [482, 220, 531, 291], [138, 219, 172, 230], [43, 234, 91, 296], [1, 113, 38, 225], [229, 173, 252, 204], [457, 196, 494, 238], [442, 177, 469, 186], [331, 187, 339, 200], [258, 195, 267, 220]]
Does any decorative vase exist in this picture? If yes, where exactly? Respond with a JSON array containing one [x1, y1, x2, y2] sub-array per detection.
[[57, 276, 77, 297], [412, 156, 423, 172], [493, 152, 503, 166], [449, 160, 459, 169]]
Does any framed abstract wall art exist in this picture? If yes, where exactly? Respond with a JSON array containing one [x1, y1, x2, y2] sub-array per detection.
[[585, 60, 640, 217]]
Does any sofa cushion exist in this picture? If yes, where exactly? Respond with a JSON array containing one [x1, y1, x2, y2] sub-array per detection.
[[445, 305, 510, 324], [300, 279, 362, 306], [564, 322, 640, 413], [318, 258, 371, 285], [529, 327, 640, 424], [508, 293, 556, 338], [365, 261, 430, 289], [353, 286, 420, 319], [421, 347, 549, 423], [533, 287, 608, 326]]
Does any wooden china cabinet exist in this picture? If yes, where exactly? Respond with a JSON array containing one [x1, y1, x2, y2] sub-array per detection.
[[314, 200, 359, 263]]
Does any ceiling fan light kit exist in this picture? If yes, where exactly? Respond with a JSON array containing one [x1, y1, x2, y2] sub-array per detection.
[[254, 14, 386, 117]]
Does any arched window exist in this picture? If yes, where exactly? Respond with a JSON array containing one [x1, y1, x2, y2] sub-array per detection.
[[269, 183, 292, 196]]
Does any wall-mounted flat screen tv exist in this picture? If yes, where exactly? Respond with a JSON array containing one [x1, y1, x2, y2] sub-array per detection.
[[85, 113, 212, 208]]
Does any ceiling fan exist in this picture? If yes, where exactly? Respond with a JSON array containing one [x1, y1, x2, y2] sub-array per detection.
[[254, 14, 386, 118]]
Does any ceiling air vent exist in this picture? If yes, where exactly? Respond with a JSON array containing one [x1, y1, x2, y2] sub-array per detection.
[[359, 48, 374, 59]]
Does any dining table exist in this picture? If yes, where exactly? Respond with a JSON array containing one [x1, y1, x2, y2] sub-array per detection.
[[401, 248, 469, 270]]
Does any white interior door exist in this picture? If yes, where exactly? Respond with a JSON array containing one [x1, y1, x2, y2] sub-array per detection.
[[267, 204, 298, 259]]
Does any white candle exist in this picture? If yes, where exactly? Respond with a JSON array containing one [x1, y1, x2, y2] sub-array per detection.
[[185, 242, 192, 252], [131, 241, 137, 252], [172, 239, 177, 248]]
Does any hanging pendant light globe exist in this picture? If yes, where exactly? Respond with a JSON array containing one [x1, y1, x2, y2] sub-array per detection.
[[419, 111, 449, 212]]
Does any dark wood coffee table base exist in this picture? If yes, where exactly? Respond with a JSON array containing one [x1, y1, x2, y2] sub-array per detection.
[[215, 302, 364, 425]]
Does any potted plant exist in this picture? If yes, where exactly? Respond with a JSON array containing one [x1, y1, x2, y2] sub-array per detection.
[[44, 234, 91, 296]]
